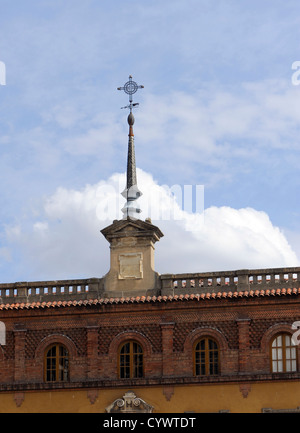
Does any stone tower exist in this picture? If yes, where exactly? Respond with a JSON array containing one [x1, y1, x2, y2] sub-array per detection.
[[101, 76, 163, 297]]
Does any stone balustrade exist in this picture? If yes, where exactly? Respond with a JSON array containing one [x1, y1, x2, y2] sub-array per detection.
[[160, 267, 300, 296], [0, 278, 104, 304], [0, 267, 300, 302]]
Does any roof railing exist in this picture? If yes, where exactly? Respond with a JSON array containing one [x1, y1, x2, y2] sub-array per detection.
[[160, 267, 300, 296], [1, 267, 300, 303]]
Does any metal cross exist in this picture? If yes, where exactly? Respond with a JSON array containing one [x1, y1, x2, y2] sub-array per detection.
[[117, 75, 144, 112]]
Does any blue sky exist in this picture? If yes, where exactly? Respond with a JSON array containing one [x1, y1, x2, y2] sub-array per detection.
[[0, 0, 300, 283]]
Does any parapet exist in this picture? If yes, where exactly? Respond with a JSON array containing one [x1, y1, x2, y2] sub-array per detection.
[[1, 267, 300, 304], [160, 267, 300, 296], [0, 278, 104, 304]]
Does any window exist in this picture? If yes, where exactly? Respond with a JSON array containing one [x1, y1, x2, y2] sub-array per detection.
[[119, 341, 143, 379], [271, 334, 297, 373], [44, 344, 69, 382], [194, 337, 219, 376]]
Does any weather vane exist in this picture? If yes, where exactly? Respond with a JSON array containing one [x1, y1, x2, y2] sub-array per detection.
[[117, 75, 144, 112], [117, 75, 144, 219]]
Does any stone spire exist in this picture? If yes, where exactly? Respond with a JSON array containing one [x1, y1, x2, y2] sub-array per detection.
[[100, 76, 163, 297], [117, 76, 144, 219]]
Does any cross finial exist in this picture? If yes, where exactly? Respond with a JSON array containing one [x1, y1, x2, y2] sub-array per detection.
[[118, 75, 143, 220], [117, 75, 144, 113]]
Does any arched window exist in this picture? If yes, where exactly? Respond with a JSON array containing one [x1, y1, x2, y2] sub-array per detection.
[[271, 333, 297, 373], [44, 343, 69, 382], [118, 341, 143, 379], [194, 337, 219, 376]]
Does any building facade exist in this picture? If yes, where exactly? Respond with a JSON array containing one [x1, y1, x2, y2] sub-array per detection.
[[0, 259, 299, 413], [0, 77, 299, 413]]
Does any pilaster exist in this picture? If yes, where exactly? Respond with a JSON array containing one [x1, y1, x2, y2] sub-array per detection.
[[160, 322, 175, 377], [236, 318, 251, 373], [14, 328, 26, 382]]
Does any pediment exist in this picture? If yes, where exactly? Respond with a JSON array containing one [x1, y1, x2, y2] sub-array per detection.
[[116, 224, 140, 234], [101, 217, 163, 243]]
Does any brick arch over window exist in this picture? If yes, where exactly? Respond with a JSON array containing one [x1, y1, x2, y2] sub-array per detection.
[[183, 327, 228, 353], [260, 323, 295, 352], [260, 323, 300, 372], [183, 327, 228, 376], [108, 331, 153, 357], [34, 333, 78, 381], [107, 331, 153, 379], [35, 334, 78, 359]]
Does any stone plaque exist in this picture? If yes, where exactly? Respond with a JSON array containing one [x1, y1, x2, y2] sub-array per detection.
[[119, 253, 143, 279]]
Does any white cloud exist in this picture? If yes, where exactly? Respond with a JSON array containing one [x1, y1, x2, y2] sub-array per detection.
[[131, 80, 300, 191], [0, 0, 299, 285], [139, 80, 300, 155], [0, 247, 12, 262], [3, 169, 298, 282]]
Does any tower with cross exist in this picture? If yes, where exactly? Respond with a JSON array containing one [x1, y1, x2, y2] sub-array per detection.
[[118, 75, 144, 220], [100, 76, 163, 296]]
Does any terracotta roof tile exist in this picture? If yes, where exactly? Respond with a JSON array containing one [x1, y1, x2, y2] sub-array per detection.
[[0, 287, 299, 310]]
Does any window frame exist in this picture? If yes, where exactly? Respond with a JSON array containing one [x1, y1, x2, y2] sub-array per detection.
[[270, 333, 297, 373], [118, 340, 144, 379], [193, 336, 220, 376], [44, 343, 69, 382]]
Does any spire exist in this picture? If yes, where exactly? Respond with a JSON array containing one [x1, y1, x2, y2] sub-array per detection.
[[117, 75, 144, 220]]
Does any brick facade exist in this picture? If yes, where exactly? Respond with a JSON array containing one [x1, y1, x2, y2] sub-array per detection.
[[0, 288, 299, 392]]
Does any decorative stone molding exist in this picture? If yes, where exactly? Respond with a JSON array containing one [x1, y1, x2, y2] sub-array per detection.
[[239, 383, 251, 398], [105, 391, 153, 413], [14, 392, 24, 408], [87, 390, 99, 405], [163, 385, 174, 402]]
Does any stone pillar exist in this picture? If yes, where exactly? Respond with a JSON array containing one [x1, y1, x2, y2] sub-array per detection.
[[86, 326, 99, 379], [237, 270, 249, 291], [160, 322, 175, 377], [236, 318, 251, 373], [101, 218, 163, 297], [14, 328, 26, 382], [160, 275, 174, 296]]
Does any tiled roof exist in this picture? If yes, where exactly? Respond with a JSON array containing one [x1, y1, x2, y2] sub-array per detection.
[[0, 287, 299, 310]]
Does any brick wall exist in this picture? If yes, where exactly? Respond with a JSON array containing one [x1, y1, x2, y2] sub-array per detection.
[[0, 294, 299, 388]]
